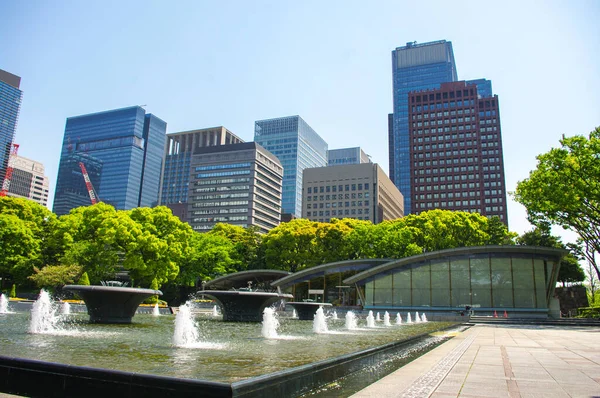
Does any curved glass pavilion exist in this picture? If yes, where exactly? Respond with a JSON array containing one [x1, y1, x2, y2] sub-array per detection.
[[270, 246, 566, 318]]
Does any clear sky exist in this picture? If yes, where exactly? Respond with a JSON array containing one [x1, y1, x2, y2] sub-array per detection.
[[1, 0, 599, 242]]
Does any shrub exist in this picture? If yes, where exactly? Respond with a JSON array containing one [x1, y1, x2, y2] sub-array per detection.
[[9, 284, 16, 298]]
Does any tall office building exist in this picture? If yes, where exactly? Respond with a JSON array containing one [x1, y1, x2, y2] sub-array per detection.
[[7, 155, 50, 207], [390, 40, 458, 214], [188, 142, 283, 233], [0, 69, 23, 185], [302, 163, 404, 223], [159, 126, 244, 220], [408, 81, 508, 223], [53, 106, 166, 215], [328, 147, 371, 166], [254, 116, 327, 218]]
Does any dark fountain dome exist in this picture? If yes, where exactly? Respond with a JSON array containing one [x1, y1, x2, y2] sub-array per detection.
[[63, 285, 161, 324], [198, 270, 293, 322]]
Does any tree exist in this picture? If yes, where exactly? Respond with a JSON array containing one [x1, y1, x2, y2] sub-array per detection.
[[176, 232, 236, 286], [516, 226, 585, 286], [125, 206, 194, 286], [0, 213, 41, 285], [28, 264, 83, 292], [210, 223, 263, 270], [514, 127, 600, 280], [77, 272, 90, 286], [262, 219, 318, 272]]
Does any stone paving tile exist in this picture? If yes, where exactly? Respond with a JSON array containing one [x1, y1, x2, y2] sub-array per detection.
[[510, 365, 554, 381], [559, 382, 600, 397], [459, 380, 509, 397], [544, 367, 598, 385]]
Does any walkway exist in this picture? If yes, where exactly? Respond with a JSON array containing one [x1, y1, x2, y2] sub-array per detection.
[[351, 323, 600, 397]]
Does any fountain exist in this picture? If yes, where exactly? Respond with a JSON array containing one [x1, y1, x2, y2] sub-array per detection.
[[286, 301, 332, 320], [292, 309, 298, 319], [313, 306, 329, 334], [376, 312, 381, 322], [396, 312, 402, 325], [366, 310, 376, 328], [415, 312, 421, 323], [152, 303, 160, 316], [62, 301, 71, 315], [63, 283, 162, 324], [0, 293, 11, 314], [331, 310, 338, 320], [261, 307, 280, 339], [345, 311, 358, 330], [383, 311, 391, 326], [29, 290, 60, 334], [0, 295, 463, 398], [422, 313, 428, 322], [198, 270, 294, 322], [407, 312, 412, 323], [212, 305, 220, 317]]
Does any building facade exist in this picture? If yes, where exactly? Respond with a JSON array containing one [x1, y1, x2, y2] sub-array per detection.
[[159, 126, 244, 207], [327, 147, 371, 166], [53, 106, 166, 215], [408, 81, 508, 223], [6, 155, 50, 206], [271, 246, 565, 319], [0, 69, 23, 185], [302, 163, 404, 223], [390, 40, 458, 215], [254, 116, 327, 218], [188, 142, 283, 234]]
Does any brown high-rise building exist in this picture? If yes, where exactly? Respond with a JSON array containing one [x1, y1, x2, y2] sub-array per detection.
[[408, 81, 508, 224]]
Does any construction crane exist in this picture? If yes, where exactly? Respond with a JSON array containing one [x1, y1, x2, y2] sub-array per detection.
[[0, 143, 20, 197], [79, 161, 99, 204]]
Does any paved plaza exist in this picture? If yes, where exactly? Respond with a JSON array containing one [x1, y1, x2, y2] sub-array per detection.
[[352, 323, 600, 398]]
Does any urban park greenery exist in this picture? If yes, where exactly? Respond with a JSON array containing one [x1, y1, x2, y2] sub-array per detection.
[[514, 127, 600, 281], [0, 195, 586, 303]]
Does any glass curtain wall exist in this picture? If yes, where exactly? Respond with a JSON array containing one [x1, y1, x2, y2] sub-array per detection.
[[365, 254, 556, 309]]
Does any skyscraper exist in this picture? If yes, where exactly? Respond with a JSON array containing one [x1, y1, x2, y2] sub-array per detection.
[[159, 126, 244, 210], [187, 142, 283, 233], [390, 40, 457, 214], [53, 106, 166, 215], [408, 81, 508, 223], [302, 163, 404, 223], [7, 155, 50, 207], [254, 116, 327, 217], [0, 69, 23, 185], [327, 147, 371, 166]]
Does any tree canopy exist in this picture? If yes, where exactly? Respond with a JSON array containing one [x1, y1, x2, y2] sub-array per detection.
[[514, 127, 600, 280]]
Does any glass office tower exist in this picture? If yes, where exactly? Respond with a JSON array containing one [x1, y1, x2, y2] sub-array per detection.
[[53, 106, 167, 215], [255, 116, 327, 217], [0, 69, 23, 184], [390, 40, 457, 214]]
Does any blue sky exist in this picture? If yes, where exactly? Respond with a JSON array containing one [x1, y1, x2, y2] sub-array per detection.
[[1, 0, 599, 241]]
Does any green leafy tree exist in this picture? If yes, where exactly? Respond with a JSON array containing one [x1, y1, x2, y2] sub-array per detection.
[[210, 223, 263, 270], [313, 220, 354, 264], [262, 219, 318, 272], [28, 264, 83, 292], [125, 206, 193, 286], [176, 232, 236, 286], [77, 272, 90, 286], [9, 284, 16, 298], [0, 213, 41, 285], [514, 127, 600, 280]]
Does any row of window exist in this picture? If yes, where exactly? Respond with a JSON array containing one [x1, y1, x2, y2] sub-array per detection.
[[411, 99, 476, 110], [307, 192, 371, 201], [416, 192, 479, 200], [194, 162, 251, 172], [307, 183, 370, 194], [192, 216, 248, 223], [415, 182, 480, 191], [307, 208, 368, 217], [307, 200, 371, 209], [414, 168, 479, 176], [412, 108, 474, 120], [191, 208, 248, 215], [416, 201, 480, 208]]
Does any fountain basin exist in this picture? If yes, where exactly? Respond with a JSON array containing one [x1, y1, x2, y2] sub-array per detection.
[[63, 285, 162, 324], [0, 311, 464, 397], [197, 290, 293, 322], [286, 302, 332, 320]]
